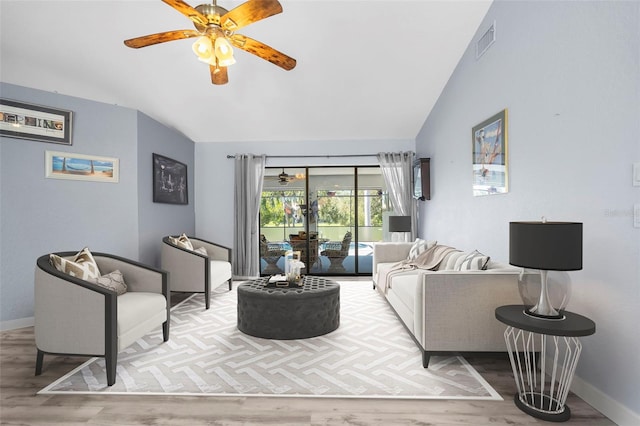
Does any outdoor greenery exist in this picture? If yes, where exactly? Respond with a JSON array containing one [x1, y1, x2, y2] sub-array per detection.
[[260, 190, 385, 227]]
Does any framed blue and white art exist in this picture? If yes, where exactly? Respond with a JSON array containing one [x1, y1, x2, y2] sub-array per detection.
[[45, 151, 119, 183], [472, 109, 508, 196]]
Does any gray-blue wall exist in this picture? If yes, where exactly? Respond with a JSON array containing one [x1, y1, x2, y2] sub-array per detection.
[[415, 1, 639, 423], [137, 111, 195, 267], [0, 83, 194, 324]]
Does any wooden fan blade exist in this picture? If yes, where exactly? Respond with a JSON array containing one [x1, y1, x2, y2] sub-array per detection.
[[162, 0, 209, 28], [124, 30, 200, 48], [221, 0, 282, 31], [210, 65, 229, 85], [230, 34, 296, 70]]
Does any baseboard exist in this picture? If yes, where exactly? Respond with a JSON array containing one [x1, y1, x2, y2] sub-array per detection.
[[1, 316, 34, 331], [571, 373, 640, 426], [541, 354, 639, 425]]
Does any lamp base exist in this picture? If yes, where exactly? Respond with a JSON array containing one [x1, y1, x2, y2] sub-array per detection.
[[523, 270, 568, 320], [524, 308, 566, 321]]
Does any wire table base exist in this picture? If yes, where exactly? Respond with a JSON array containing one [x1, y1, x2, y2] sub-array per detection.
[[504, 326, 582, 422]]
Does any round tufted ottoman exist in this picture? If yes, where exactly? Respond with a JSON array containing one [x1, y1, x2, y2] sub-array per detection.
[[237, 276, 340, 339]]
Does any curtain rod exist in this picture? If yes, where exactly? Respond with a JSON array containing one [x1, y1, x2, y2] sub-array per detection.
[[226, 153, 412, 159]]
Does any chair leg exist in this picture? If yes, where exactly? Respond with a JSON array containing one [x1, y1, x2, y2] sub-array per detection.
[[162, 321, 170, 342], [228, 278, 233, 291], [205, 289, 210, 310], [35, 349, 44, 376], [422, 351, 431, 368], [106, 352, 117, 386]]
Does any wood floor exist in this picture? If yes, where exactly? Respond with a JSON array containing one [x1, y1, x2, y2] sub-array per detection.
[[0, 287, 615, 425]]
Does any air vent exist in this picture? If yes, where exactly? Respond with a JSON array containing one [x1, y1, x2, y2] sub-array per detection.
[[476, 22, 496, 59]]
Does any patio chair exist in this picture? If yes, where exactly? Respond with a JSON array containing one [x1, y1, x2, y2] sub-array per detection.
[[321, 231, 352, 273], [260, 234, 286, 274]]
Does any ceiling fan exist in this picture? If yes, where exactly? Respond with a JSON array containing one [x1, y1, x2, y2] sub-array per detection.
[[278, 169, 294, 185], [124, 0, 296, 85], [277, 169, 305, 185]]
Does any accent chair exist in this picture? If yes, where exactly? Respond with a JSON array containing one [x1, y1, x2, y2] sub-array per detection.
[[34, 251, 170, 386], [161, 235, 232, 310]]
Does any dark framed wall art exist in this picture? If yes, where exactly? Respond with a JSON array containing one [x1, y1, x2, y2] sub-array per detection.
[[0, 98, 73, 145], [153, 153, 188, 205], [472, 109, 508, 196]]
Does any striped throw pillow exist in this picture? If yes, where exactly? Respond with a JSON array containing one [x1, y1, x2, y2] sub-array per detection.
[[456, 250, 490, 271], [408, 239, 437, 260], [441, 251, 465, 270]]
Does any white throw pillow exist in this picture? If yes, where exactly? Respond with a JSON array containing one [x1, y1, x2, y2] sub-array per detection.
[[408, 239, 437, 260], [169, 233, 193, 251]]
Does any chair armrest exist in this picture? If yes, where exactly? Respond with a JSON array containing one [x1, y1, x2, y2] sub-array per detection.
[[94, 253, 168, 296], [35, 254, 115, 355], [189, 237, 232, 263], [323, 241, 342, 251], [372, 242, 412, 277]]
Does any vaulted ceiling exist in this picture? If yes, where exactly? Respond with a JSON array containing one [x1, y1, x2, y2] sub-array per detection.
[[0, 0, 492, 143]]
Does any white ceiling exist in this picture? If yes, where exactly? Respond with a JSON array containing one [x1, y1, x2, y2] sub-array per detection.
[[0, 0, 492, 143]]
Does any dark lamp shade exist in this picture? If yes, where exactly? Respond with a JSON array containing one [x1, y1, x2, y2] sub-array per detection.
[[509, 222, 582, 270], [388, 216, 412, 233]]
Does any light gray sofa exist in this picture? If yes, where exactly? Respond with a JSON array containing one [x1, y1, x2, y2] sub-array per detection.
[[373, 242, 534, 367]]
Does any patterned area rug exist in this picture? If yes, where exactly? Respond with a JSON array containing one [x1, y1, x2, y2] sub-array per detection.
[[40, 281, 502, 400]]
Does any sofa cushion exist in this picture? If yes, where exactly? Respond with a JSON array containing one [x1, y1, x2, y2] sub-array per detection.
[[210, 260, 232, 287], [169, 233, 193, 251], [117, 292, 167, 350], [386, 273, 419, 334], [90, 269, 127, 295], [457, 250, 490, 270], [49, 247, 101, 281], [408, 238, 437, 260]]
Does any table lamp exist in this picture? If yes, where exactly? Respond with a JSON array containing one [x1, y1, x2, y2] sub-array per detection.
[[388, 216, 411, 242], [509, 220, 582, 320]]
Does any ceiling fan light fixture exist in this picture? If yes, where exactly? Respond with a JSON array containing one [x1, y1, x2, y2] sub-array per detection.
[[214, 36, 236, 66], [192, 35, 214, 62]]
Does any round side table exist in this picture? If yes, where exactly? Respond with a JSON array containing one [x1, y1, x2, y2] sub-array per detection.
[[495, 305, 595, 422]]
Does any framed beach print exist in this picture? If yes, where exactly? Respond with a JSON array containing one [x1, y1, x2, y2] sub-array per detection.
[[472, 109, 508, 196], [1, 98, 73, 145], [153, 153, 188, 205], [45, 151, 119, 183]]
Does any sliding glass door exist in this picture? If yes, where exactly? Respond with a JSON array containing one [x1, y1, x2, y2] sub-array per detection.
[[259, 166, 388, 276]]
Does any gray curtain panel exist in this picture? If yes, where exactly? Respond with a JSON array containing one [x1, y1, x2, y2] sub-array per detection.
[[377, 151, 417, 242], [233, 154, 266, 277]]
